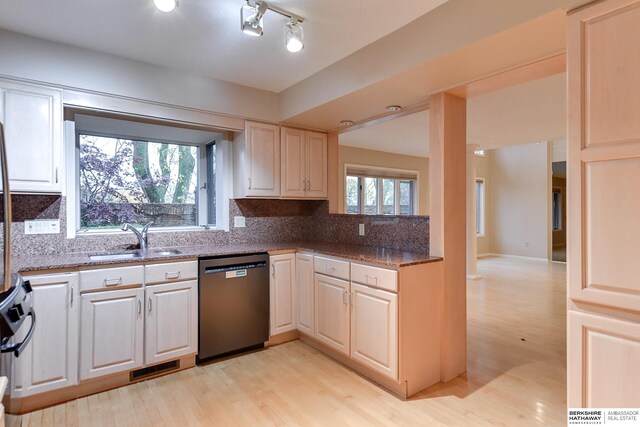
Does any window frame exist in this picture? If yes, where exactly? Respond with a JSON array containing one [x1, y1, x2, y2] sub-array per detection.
[[70, 125, 225, 236], [344, 163, 419, 216], [475, 177, 486, 237]]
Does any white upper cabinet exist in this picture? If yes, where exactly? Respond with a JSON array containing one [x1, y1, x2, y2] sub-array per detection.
[[234, 121, 280, 198], [280, 127, 306, 198], [304, 131, 328, 199], [281, 127, 327, 199], [11, 273, 79, 397], [0, 79, 62, 193]]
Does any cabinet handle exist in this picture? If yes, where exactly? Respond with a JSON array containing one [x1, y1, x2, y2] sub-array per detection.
[[365, 274, 378, 284], [248, 177, 252, 189], [271, 264, 275, 278], [343, 290, 347, 305], [55, 167, 59, 184], [302, 179, 306, 191], [165, 271, 181, 280], [350, 292, 353, 306], [324, 265, 335, 271], [307, 180, 311, 191], [70, 285, 74, 307], [148, 297, 152, 314], [138, 299, 142, 315], [104, 277, 122, 287]]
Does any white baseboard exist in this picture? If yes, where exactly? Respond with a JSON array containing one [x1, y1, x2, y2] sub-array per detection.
[[481, 253, 549, 262], [477, 253, 492, 258]]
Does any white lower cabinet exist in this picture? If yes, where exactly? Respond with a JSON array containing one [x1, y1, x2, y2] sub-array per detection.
[[12, 273, 79, 397], [350, 283, 398, 379], [270, 254, 296, 336], [80, 287, 144, 380], [314, 273, 350, 355], [295, 253, 314, 336], [145, 280, 198, 365]]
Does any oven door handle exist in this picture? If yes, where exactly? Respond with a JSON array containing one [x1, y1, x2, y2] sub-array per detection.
[[0, 309, 36, 357]]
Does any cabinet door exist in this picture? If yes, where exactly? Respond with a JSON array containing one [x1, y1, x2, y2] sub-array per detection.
[[145, 280, 198, 365], [0, 80, 62, 193], [245, 121, 280, 197], [12, 274, 78, 397], [281, 127, 306, 198], [350, 283, 398, 379], [314, 273, 350, 355], [305, 131, 328, 199], [296, 254, 314, 336], [80, 288, 144, 380], [270, 254, 296, 336], [567, 0, 640, 407]]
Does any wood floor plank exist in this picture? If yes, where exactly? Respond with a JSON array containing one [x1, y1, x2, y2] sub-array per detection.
[[8, 257, 566, 426]]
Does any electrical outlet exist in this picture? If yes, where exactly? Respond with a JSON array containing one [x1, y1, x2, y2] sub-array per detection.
[[24, 219, 60, 235], [359, 223, 365, 236], [234, 216, 246, 228]]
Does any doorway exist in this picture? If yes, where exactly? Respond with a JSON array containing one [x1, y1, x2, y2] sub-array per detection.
[[551, 161, 566, 262]]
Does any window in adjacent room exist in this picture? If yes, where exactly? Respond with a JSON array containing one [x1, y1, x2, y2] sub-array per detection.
[[475, 178, 485, 236], [552, 188, 562, 231], [74, 115, 225, 232], [345, 165, 418, 215]]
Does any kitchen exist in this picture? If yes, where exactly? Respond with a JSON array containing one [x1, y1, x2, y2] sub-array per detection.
[[1, 0, 640, 425]]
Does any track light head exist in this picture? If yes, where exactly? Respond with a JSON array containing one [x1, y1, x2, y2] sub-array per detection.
[[241, 1, 267, 37], [285, 19, 304, 53]]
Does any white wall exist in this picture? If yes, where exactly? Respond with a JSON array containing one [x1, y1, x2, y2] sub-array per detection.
[[488, 142, 550, 259], [0, 29, 279, 122]]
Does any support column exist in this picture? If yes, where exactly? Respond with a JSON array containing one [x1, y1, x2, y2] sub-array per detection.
[[466, 144, 481, 280], [429, 92, 467, 382]]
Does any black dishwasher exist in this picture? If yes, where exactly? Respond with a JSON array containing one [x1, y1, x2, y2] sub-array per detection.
[[197, 253, 269, 363]]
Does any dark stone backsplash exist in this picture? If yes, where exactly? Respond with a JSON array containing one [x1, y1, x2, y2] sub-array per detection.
[[2, 196, 429, 256]]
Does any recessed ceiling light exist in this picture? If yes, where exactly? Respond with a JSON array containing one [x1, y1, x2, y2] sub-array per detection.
[[340, 120, 354, 126], [386, 105, 402, 113], [154, 0, 177, 12]]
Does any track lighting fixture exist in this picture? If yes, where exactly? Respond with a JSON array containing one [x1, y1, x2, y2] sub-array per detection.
[[154, 0, 177, 13], [241, 1, 305, 53]]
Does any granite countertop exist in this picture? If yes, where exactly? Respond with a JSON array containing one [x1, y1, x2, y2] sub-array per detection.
[[14, 241, 442, 273]]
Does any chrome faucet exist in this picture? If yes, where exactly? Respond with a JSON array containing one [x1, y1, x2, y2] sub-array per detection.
[[121, 222, 153, 251]]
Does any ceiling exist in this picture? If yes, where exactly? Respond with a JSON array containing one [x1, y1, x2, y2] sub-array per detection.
[[339, 111, 429, 157], [0, 0, 448, 93], [337, 72, 566, 158]]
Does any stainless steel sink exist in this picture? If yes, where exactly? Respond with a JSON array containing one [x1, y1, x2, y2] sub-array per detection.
[[89, 251, 143, 261], [152, 249, 182, 256]]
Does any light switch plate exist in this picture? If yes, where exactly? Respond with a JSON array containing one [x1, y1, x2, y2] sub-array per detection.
[[234, 216, 246, 228], [359, 223, 365, 236], [25, 219, 60, 235]]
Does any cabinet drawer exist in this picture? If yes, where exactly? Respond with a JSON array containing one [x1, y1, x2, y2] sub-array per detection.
[[314, 256, 350, 280], [145, 261, 198, 285], [80, 266, 144, 293], [351, 263, 398, 292]]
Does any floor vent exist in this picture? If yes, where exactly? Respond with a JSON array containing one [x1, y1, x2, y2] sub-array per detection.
[[130, 360, 180, 382]]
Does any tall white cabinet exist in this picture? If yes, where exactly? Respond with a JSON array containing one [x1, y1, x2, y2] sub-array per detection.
[[0, 79, 63, 193], [11, 273, 78, 398]]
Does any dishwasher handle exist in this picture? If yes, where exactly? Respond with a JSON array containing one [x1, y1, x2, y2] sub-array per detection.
[[204, 261, 267, 275]]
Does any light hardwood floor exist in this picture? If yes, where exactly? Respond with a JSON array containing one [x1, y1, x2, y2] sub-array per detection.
[[7, 257, 567, 426]]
